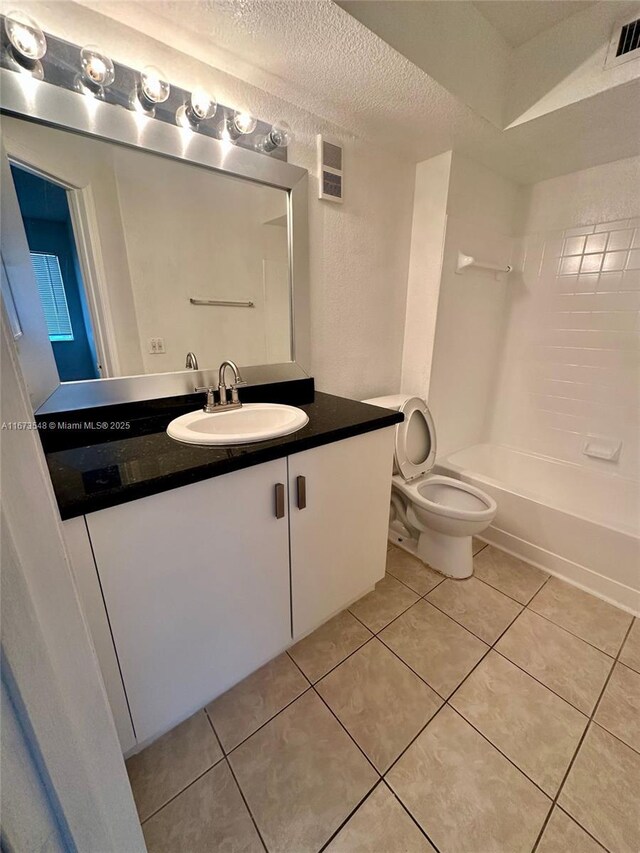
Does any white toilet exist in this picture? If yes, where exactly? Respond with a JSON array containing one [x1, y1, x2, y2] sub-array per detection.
[[364, 395, 497, 579]]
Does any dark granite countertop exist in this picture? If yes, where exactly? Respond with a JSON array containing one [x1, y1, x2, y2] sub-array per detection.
[[41, 388, 402, 520]]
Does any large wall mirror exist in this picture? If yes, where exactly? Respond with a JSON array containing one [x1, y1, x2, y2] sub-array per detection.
[[1, 73, 309, 413]]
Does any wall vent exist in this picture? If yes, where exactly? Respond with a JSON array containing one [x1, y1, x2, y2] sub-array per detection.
[[605, 15, 640, 68], [317, 135, 343, 203]]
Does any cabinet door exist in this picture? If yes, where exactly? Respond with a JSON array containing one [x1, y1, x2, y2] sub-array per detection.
[[62, 517, 136, 753], [289, 428, 395, 639], [86, 459, 290, 745]]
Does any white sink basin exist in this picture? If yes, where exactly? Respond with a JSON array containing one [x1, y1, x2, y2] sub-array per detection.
[[167, 403, 309, 446]]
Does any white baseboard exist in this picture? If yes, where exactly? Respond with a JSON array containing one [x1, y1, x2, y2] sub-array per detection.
[[481, 525, 640, 616]]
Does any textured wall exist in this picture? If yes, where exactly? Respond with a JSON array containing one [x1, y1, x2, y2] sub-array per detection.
[[16, 0, 415, 399]]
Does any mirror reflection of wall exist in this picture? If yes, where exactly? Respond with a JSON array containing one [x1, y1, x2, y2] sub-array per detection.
[[4, 117, 292, 382]]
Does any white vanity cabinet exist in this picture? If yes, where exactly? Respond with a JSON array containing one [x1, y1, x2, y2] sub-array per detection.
[[62, 427, 394, 750], [81, 458, 291, 746], [289, 428, 395, 638]]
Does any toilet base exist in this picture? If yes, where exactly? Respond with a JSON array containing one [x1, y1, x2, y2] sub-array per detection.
[[389, 525, 474, 579], [417, 529, 473, 579]]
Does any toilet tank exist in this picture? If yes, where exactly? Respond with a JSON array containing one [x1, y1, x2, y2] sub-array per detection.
[[362, 394, 415, 411]]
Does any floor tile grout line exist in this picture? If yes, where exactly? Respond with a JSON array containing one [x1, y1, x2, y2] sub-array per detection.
[[286, 631, 373, 686], [371, 589, 438, 636], [444, 703, 554, 801], [352, 572, 528, 708], [490, 645, 603, 718], [346, 585, 495, 702], [208, 659, 381, 853], [423, 590, 524, 647], [348, 592, 421, 638], [315, 779, 384, 853], [223, 755, 270, 853], [524, 586, 633, 660], [310, 683, 382, 778], [366, 543, 542, 646], [138, 758, 223, 826], [524, 604, 626, 660], [286, 645, 385, 778], [470, 571, 549, 607], [529, 616, 635, 853], [590, 717, 640, 757], [214, 683, 314, 759], [204, 706, 225, 753], [374, 631, 449, 703], [382, 779, 444, 853], [386, 567, 446, 598], [555, 803, 613, 852]]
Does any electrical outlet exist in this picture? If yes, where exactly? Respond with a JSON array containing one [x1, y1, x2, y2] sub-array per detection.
[[148, 337, 166, 354]]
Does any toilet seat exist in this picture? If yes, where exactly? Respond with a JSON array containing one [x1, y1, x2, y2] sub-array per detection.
[[393, 473, 497, 523], [395, 397, 437, 480]]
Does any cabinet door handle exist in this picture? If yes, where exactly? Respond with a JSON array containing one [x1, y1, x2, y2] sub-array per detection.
[[296, 475, 307, 510], [274, 483, 286, 519]]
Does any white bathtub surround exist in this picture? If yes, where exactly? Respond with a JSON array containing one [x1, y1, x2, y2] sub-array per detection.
[[438, 443, 640, 614], [402, 153, 640, 613], [489, 158, 640, 480]]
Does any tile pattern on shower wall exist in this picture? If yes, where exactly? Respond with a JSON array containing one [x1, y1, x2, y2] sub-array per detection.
[[491, 217, 640, 480]]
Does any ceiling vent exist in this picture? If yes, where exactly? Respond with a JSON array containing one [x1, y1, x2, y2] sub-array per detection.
[[605, 15, 640, 68]]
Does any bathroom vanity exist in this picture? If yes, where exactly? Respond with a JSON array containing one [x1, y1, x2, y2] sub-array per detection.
[[1, 55, 402, 755], [43, 388, 400, 752]]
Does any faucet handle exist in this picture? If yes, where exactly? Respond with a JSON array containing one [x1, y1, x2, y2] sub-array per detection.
[[194, 385, 217, 412]]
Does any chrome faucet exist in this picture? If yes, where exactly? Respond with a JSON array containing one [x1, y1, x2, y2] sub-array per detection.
[[218, 360, 247, 408], [185, 351, 199, 370], [195, 360, 247, 413]]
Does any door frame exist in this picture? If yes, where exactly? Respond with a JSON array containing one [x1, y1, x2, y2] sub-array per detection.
[[5, 145, 121, 378], [0, 311, 146, 851]]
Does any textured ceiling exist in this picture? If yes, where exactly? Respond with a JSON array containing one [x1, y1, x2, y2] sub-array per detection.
[[473, 1, 595, 47], [80, 0, 640, 184]]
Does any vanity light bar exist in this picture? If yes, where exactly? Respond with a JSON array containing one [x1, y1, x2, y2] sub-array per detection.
[[0, 14, 288, 162]]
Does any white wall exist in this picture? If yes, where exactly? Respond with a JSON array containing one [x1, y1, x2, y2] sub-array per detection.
[[400, 151, 451, 400], [412, 153, 520, 456], [490, 156, 640, 481], [11, 0, 415, 400]]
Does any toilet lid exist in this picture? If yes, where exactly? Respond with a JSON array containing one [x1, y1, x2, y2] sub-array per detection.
[[395, 397, 437, 481]]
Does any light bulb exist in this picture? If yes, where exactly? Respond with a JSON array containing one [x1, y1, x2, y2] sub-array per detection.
[[233, 111, 257, 135], [260, 121, 292, 152], [190, 88, 216, 120], [4, 10, 46, 62], [139, 65, 170, 106], [177, 88, 217, 127], [80, 45, 115, 89]]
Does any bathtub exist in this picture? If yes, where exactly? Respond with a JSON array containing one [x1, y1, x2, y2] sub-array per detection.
[[436, 443, 640, 615]]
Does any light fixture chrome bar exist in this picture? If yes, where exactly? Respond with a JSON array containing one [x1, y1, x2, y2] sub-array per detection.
[[189, 297, 255, 308]]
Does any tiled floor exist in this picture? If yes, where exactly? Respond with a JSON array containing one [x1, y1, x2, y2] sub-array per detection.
[[126, 542, 639, 853]]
